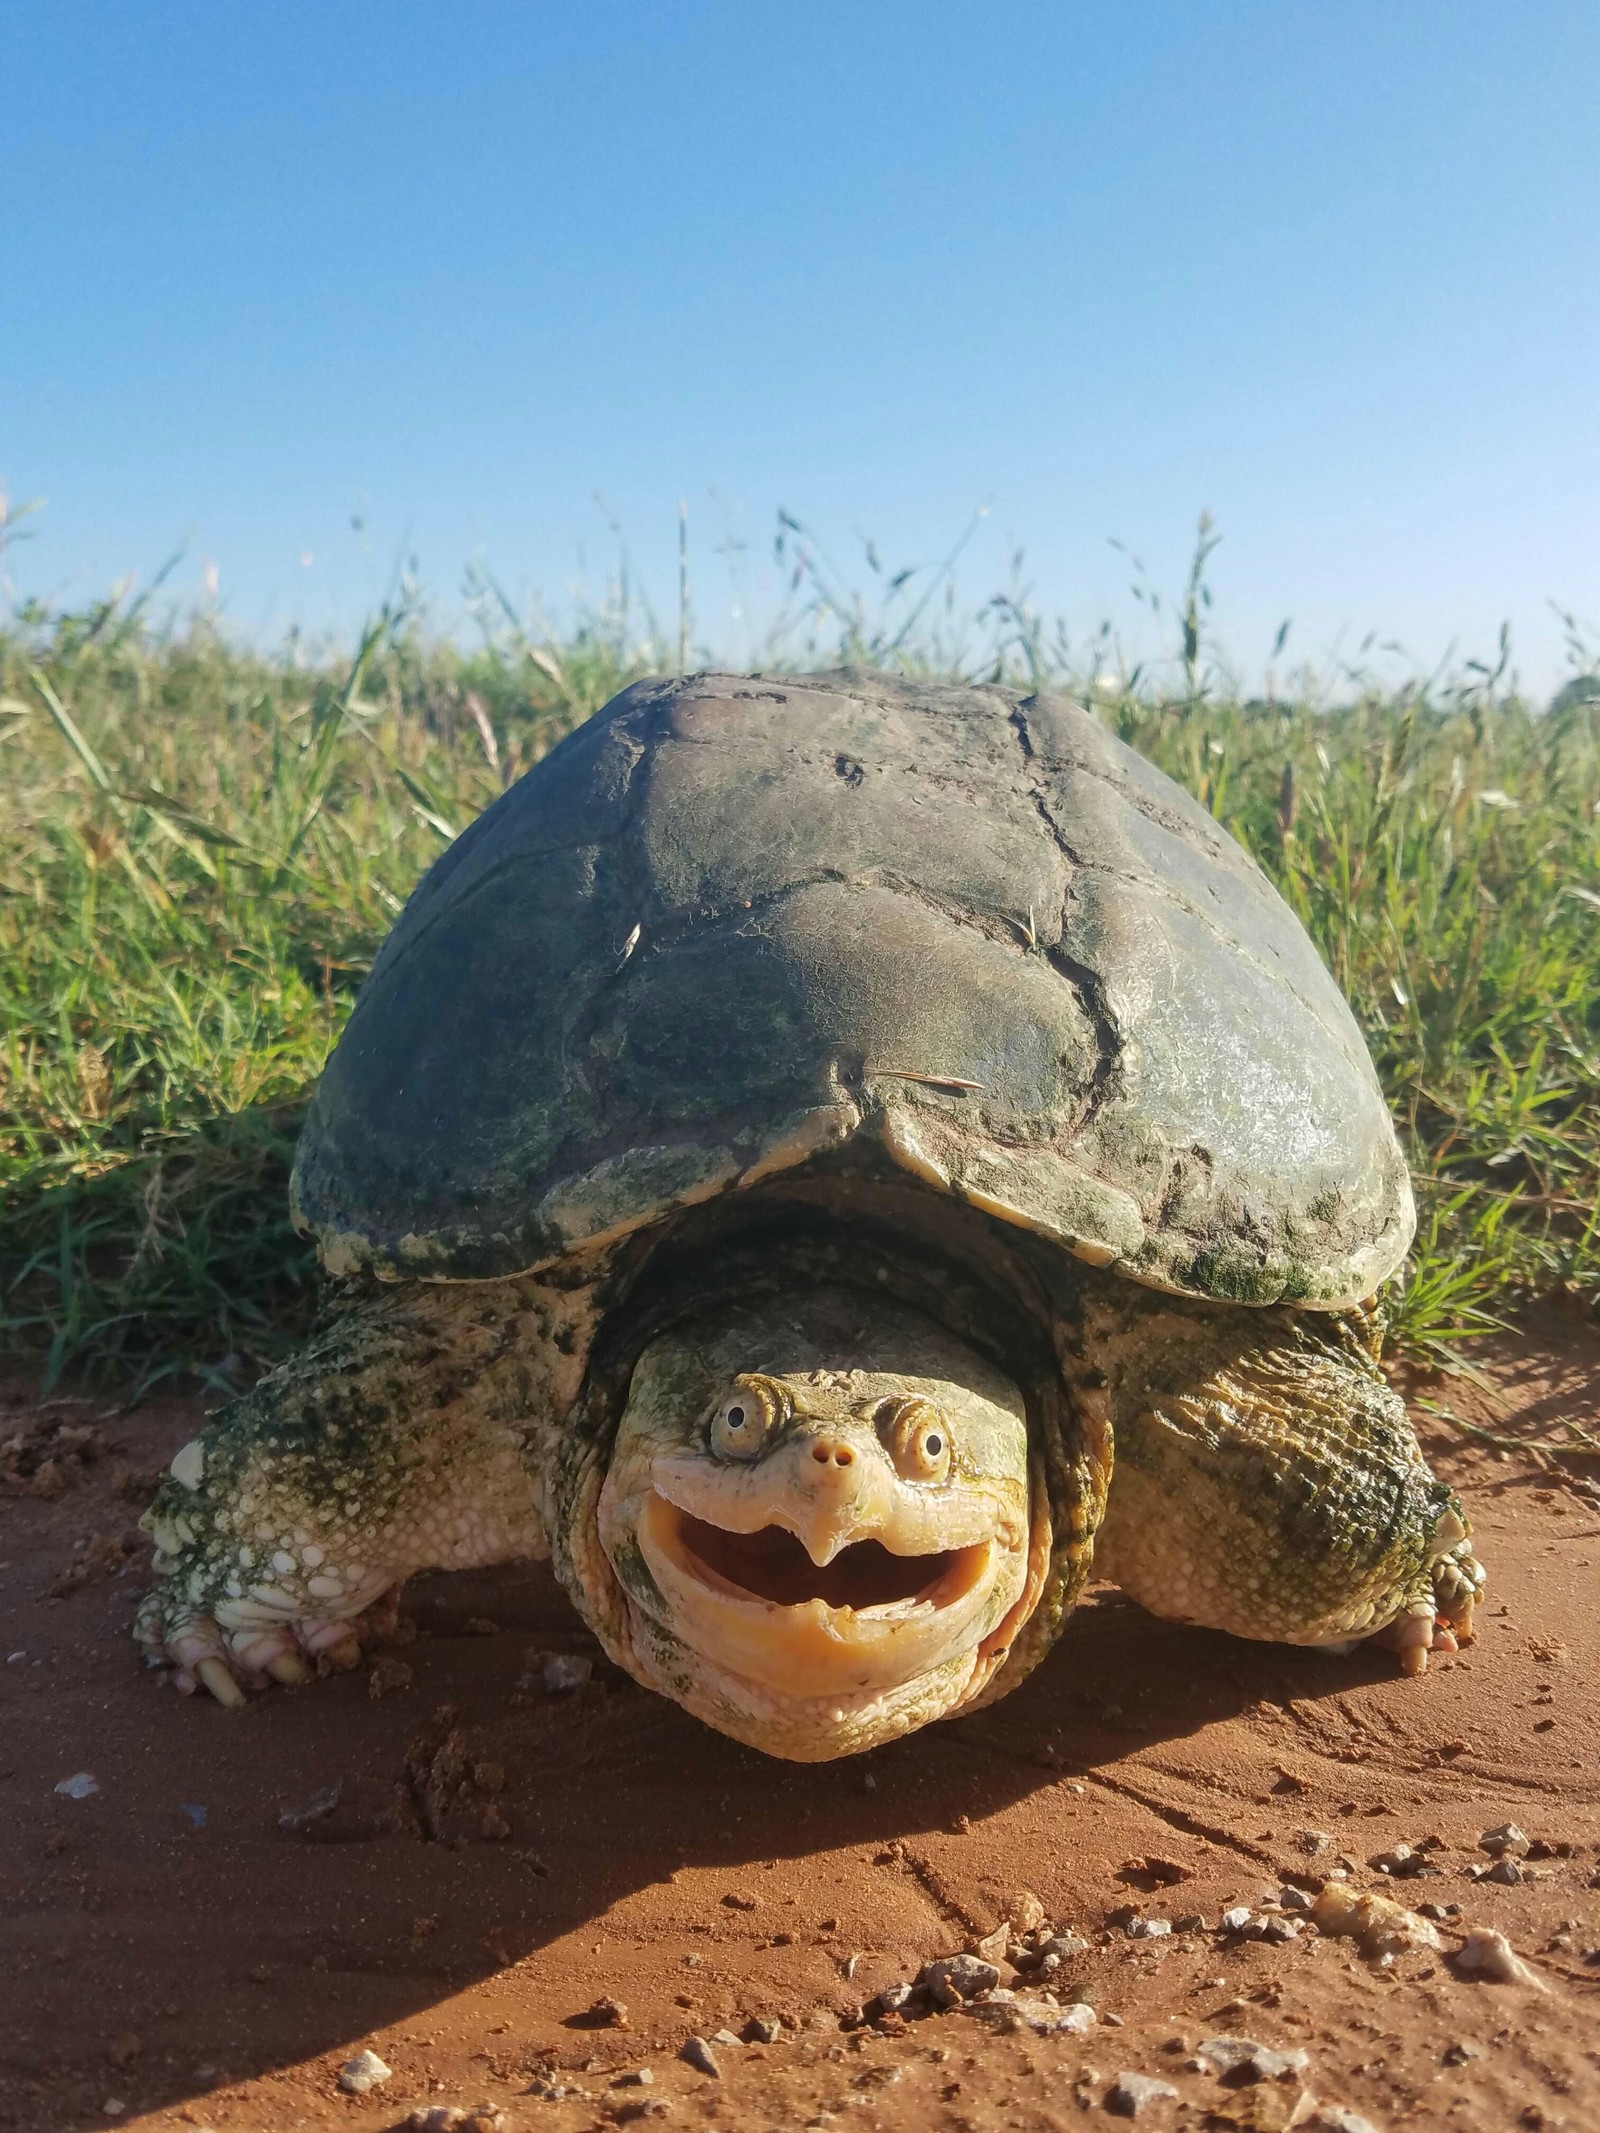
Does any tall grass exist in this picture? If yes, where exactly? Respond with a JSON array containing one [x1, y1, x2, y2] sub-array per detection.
[[2, 525, 1596, 1393]]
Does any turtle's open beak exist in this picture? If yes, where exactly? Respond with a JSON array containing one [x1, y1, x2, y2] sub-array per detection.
[[630, 1432, 1015, 1699], [664, 1508, 987, 1611]]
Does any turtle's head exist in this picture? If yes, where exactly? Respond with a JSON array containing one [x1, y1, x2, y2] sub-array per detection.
[[594, 1289, 1048, 1759]]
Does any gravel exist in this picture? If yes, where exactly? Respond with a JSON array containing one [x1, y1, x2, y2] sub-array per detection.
[[1105, 2070, 1179, 2115]]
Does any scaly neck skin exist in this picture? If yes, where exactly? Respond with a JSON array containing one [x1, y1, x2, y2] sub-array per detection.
[[591, 1285, 1046, 1760]]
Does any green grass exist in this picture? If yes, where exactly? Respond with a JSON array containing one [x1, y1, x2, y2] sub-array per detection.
[[2, 532, 1597, 1393]]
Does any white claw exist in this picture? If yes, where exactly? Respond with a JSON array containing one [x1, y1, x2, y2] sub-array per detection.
[[1374, 1610, 1435, 1676], [266, 1651, 312, 1686], [320, 1634, 363, 1673], [196, 1657, 247, 1708]]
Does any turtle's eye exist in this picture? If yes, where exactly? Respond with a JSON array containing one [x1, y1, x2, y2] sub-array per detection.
[[708, 1375, 786, 1462], [876, 1396, 952, 1483]]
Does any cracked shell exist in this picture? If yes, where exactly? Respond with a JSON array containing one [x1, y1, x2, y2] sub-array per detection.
[[291, 670, 1413, 1306]]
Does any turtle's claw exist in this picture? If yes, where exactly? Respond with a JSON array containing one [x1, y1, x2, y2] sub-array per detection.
[[1369, 1608, 1440, 1675], [197, 1656, 247, 1708]]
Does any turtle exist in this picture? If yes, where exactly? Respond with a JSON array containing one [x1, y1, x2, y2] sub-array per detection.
[[137, 670, 1484, 1760]]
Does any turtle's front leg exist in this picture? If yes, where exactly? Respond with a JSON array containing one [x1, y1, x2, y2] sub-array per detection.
[[1083, 1297, 1484, 1675], [137, 1288, 551, 1705]]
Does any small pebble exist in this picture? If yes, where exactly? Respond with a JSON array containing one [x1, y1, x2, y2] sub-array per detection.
[[1105, 2070, 1178, 2116], [1307, 2110, 1382, 2133], [404, 2110, 507, 2133], [744, 2017, 784, 2043], [613, 2069, 654, 2087], [1197, 2035, 1310, 2082], [1220, 1906, 1254, 1934], [1010, 1889, 1049, 1932], [543, 1652, 594, 1694], [680, 2036, 721, 2077], [873, 1982, 915, 2016], [709, 2027, 744, 2049], [1369, 1843, 1430, 1877], [918, 1953, 1001, 2007], [1442, 2042, 1481, 2066], [367, 1654, 415, 1698], [1478, 1822, 1530, 1858], [1279, 1886, 1314, 1912], [338, 2049, 392, 2095], [1483, 1858, 1524, 1886], [1453, 1927, 1549, 1991], [1125, 1915, 1172, 1939], [53, 1772, 99, 1800]]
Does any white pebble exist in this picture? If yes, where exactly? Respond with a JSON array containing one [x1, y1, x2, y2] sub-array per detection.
[[339, 2048, 392, 2094], [543, 1653, 594, 1694]]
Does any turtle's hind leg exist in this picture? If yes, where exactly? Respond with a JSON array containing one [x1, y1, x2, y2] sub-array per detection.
[[137, 1286, 553, 1705], [1084, 1297, 1484, 1675]]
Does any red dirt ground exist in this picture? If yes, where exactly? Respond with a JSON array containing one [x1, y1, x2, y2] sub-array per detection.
[[2, 1310, 1598, 2133]]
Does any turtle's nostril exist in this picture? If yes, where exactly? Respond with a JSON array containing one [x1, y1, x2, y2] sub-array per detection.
[[811, 1441, 854, 1468]]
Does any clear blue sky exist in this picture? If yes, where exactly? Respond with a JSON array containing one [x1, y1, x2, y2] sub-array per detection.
[[3, 3, 1597, 689]]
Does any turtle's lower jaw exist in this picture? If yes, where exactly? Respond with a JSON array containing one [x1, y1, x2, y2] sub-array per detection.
[[634, 1490, 1012, 1700]]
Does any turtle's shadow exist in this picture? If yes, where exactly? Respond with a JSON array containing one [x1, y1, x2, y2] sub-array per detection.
[[50, 1564, 1405, 2125]]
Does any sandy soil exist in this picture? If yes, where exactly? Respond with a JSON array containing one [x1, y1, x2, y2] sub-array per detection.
[[2, 1311, 1598, 2133]]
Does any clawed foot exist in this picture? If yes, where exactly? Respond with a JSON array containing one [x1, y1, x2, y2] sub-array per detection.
[[136, 1584, 403, 1707], [1367, 1607, 1462, 1676], [1364, 1530, 1486, 1677]]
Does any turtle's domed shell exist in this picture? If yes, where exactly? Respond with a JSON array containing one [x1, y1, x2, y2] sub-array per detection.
[[291, 671, 1413, 1307]]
